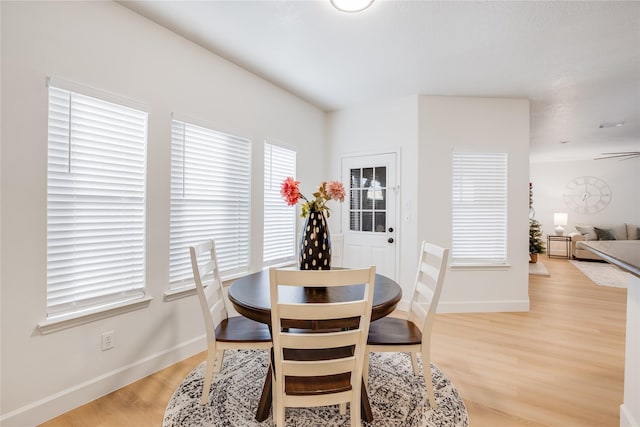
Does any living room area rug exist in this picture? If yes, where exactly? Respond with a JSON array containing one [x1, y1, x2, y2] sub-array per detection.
[[569, 260, 628, 288], [529, 261, 550, 276], [163, 349, 469, 427]]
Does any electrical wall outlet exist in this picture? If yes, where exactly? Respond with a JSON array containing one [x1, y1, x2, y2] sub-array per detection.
[[101, 331, 114, 351]]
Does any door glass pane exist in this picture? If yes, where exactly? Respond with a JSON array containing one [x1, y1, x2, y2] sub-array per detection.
[[375, 189, 386, 210], [362, 189, 374, 209], [350, 211, 361, 231], [350, 190, 360, 210], [362, 168, 373, 185], [375, 212, 386, 232], [374, 167, 386, 187], [350, 168, 361, 187], [367, 180, 383, 205], [362, 212, 373, 232]]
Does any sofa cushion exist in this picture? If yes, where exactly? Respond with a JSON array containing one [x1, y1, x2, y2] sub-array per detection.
[[575, 224, 629, 240], [626, 223, 640, 240], [574, 225, 597, 240], [594, 227, 616, 240], [604, 224, 628, 240]]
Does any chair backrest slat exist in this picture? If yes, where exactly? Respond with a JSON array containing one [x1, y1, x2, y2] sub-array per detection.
[[414, 280, 435, 300], [279, 300, 366, 320], [419, 260, 440, 283], [280, 329, 361, 349], [282, 357, 357, 377], [190, 240, 229, 343], [274, 268, 374, 287], [408, 241, 449, 333]]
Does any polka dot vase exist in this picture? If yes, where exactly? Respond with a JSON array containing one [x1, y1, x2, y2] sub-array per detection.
[[299, 210, 332, 270]]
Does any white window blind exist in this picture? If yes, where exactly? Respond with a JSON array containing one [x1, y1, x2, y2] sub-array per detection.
[[169, 119, 251, 289], [263, 142, 296, 266], [451, 152, 508, 265], [47, 85, 148, 318]]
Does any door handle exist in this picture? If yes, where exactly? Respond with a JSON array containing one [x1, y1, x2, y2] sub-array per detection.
[[388, 237, 394, 243]]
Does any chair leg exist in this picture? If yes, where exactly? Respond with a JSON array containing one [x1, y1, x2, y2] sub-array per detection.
[[273, 369, 285, 427], [214, 349, 225, 373], [350, 396, 361, 427], [410, 351, 420, 376], [276, 397, 285, 426], [363, 352, 370, 384], [424, 357, 437, 409], [200, 345, 217, 405], [420, 341, 437, 409], [339, 402, 346, 415]]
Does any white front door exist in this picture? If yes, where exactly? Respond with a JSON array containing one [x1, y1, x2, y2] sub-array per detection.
[[341, 153, 398, 281]]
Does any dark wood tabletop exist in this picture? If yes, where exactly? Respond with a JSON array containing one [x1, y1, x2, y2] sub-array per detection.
[[228, 269, 403, 325], [227, 268, 403, 423]]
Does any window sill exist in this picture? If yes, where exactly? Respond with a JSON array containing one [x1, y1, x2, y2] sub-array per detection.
[[38, 296, 153, 335], [163, 285, 198, 301], [451, 263, 512, 271], [164, 277, 239, 303]]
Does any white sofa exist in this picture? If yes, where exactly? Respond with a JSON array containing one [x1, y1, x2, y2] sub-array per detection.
[[569, 223, 640, 260]]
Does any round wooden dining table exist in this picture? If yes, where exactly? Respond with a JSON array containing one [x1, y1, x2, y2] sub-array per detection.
[[228, 269, 402, 423]]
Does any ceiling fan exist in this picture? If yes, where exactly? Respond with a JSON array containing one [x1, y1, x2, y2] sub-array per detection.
[[594, 151, 640, 160]]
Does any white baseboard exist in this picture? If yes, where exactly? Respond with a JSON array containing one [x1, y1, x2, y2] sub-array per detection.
[[0, 336, 205, 427], [437, 299, 530, 313], [621, 403, 639, 427], [396, 299, 530, 314]]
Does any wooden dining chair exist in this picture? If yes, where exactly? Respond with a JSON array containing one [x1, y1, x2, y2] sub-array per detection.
[[365, 241, 449, 409], [189, 240, 272, 405], [269, 266, 376, 427]]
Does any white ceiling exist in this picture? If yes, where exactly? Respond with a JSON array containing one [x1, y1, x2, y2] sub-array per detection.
[[120, 0, 640, 163]]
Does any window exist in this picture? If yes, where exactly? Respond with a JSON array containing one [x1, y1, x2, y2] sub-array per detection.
[[263, 142, 296, 266], [451, 152, 508, 266], [349, 166, 388, 233], [169, 119, 251, 290], [46, 83, 148, 319]]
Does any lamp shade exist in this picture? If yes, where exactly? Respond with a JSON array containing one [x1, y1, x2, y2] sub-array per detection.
[[553, 212, 568, 235], [554, 212, 568, 226]]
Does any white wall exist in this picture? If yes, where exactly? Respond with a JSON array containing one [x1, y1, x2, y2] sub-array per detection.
[[0, 2, 540, 424], [418, 96, 531, 312], [327, 96, 530, 313], [326, 95, 420, 303], [530, 158, 640, 237], [0, 2, 325, 425]]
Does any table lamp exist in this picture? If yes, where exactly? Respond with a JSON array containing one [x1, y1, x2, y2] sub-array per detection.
[[554, 212, 568, 235]]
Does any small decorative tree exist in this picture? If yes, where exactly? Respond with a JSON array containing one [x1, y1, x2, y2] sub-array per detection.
[[529, 218, 546, 262]]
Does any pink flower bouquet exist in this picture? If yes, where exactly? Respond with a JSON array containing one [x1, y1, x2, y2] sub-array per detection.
[[281, 177, 345, 218]]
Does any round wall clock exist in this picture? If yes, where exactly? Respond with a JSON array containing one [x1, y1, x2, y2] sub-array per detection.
[[562, 176, 612, 214]]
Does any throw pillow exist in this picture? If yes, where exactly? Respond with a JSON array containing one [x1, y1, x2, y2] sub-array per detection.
[[594, 227, 616, 241], [574, 225, 597, 240], [605, 224, 628, 240], [626, 223, 640, 240]]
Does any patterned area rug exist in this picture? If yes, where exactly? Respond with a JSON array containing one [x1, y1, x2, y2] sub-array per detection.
[[163, 349, 468, 427], [570, 260, 628, 288]]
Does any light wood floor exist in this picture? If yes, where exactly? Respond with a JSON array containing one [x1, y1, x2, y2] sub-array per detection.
[[40, 257, 627, 426]]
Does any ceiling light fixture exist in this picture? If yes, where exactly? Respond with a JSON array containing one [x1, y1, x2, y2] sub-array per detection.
[[598, 121, 625, 129], [330, 0, 374, 13]]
